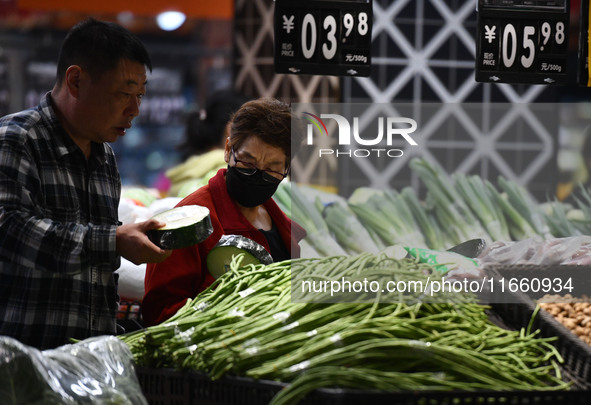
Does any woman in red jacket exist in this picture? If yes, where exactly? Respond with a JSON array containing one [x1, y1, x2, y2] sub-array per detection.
[[142, 97, 306, 326]]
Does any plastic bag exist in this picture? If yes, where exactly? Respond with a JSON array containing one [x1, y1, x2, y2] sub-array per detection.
[[477, 236, 591, 266], [0, 335, 147, 404], [404, 246, 479, 274], [115, 258, 146, 302]]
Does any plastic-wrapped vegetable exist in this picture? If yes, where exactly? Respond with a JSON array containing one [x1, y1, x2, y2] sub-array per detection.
[[207, 234, 274, 278], [0, 335, 147, 405], [477, 236, 591, 266]]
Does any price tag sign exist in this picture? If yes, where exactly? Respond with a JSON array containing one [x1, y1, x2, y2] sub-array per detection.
[[273, 0, 372, 77], [476, 0, 569, 85]]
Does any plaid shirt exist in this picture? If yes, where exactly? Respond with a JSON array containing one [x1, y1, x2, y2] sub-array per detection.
[[0, 93, 121, 349]]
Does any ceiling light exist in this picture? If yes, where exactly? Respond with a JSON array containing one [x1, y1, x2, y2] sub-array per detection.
[[156, 11, 186, 31]]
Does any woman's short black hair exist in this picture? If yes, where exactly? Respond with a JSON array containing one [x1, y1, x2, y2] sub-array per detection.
[[56, 18, 152, 85]]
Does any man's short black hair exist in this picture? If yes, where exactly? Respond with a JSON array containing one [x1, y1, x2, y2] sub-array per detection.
[[56, 18, 152, 85]]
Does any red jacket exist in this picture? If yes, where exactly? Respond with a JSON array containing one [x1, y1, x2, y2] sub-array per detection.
[[142, 168, 306, 326]]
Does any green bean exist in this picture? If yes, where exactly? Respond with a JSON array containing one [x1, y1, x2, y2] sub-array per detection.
[[119, 252, 572, 401]]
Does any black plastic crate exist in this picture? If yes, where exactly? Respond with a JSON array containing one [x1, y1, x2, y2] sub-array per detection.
[[305, 389, 588, 405], [135, 365, 191, 405], [136, 366, 590, 405], [192, 373, 283, 405]]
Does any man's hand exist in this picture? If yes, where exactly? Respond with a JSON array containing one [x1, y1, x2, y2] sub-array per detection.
[[116, 219, 172, 264]]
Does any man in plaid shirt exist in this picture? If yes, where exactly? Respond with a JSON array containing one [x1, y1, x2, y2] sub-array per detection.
[[0, 18, 171, 349]]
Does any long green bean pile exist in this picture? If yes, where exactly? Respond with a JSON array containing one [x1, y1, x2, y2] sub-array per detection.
[[121, 253, 570, 405]]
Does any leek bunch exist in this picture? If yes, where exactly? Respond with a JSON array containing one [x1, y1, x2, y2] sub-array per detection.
[[400, 187, 445, 250], [348, 187, 426, 248], [273, 181, 292, 216], [409, 158, 489, 246], [541, 201, 582, 238], [568, 185, 591, 234], [319, 200, 381, 254], [484, 182, 538, 241], [498, 177, 551, 238], [453, 173, 510, 243], [289, 183, 348, 257], [276, 160, 591, 257]]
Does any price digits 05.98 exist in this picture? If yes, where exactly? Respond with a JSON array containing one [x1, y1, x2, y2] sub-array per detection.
[[498, 21, 565, 69], [480, 19, 567, 73]]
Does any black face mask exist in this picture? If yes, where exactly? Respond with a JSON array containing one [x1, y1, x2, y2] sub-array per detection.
[[225, 166, 281, 207]]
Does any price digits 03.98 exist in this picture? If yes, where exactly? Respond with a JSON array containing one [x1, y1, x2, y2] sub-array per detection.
[[297, 12, 369, 62]]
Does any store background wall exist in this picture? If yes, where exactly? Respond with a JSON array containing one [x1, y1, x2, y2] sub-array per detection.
[[233, 0, 590, 201]]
